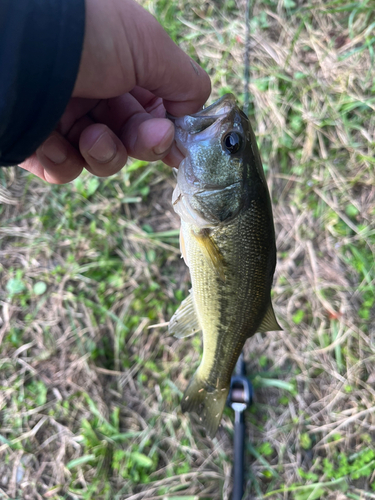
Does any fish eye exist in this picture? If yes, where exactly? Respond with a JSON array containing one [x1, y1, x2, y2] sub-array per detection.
[[222, 132, 242, 154]]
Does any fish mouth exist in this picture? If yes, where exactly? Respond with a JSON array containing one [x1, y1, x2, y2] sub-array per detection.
[[192, 93, 237, 118], [168, 93, 237, 136], [167, 94, 242, 158]]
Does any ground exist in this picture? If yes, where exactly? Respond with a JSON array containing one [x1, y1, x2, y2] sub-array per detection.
[[0, 0, 374, 499]]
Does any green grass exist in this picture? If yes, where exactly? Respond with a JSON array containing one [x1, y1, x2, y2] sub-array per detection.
[[0, 0, 375, 498]]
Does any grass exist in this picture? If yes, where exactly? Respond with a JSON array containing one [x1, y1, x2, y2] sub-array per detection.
[[0, 0, 375, 498]]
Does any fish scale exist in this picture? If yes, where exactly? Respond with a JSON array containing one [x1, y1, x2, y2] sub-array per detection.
[[185, 199, 274, 389]]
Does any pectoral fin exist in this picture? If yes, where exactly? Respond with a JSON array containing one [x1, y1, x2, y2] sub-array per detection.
[[257, 302, 282, 333], [192, 230, 225, 281], [169, 291, 201, 339], [180, 228, 188, 266]]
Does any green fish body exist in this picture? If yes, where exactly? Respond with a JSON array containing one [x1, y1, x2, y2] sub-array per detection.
[[169, 94, 281, 437]]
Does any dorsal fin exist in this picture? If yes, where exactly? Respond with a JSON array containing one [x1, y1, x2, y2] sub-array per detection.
[[257, 302, 282, 333], [168, 291, 201, 339]]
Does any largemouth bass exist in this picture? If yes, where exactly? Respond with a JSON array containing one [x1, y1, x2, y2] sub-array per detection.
[[169, 94, 281, 438]]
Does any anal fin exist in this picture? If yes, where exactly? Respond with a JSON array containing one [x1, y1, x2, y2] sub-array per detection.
[[169, 291, 201, 339]]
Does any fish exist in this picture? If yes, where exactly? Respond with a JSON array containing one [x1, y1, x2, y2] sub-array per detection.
[[168, 94, 281, 438]]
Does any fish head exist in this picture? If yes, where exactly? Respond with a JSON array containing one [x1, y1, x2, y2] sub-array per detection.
[[170, 94, 264, 228]]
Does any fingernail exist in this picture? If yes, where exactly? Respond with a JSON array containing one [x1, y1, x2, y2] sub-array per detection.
[[42, 136, 67, 164], [170, 143, 185, 167], [153, 125, 174, 156], [88, 132, 117, 163]]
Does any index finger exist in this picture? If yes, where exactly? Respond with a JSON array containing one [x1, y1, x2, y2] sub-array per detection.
[[124, 1, 211, 116]]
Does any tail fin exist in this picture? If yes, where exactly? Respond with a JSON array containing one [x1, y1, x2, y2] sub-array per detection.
[[181, 374, 229, 438]]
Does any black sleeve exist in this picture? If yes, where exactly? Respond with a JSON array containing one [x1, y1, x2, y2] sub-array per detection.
[[0, 0, 85, 166]]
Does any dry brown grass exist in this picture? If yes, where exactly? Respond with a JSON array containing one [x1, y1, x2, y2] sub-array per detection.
[[0, 0, 374, 498]]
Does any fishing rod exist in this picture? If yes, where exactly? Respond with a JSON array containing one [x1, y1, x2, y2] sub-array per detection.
[[227, 354, 253, 499], [227, 1, 253, 498]]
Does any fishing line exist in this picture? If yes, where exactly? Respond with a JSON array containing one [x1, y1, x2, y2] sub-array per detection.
[[229, 2, 254, 499], [243, 0, 252, 117]]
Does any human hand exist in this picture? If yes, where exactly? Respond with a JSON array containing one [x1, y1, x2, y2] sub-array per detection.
[[20, 0, 210, 184]]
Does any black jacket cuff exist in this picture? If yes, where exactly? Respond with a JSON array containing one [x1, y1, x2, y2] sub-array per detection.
[[0, 0, 85, 166]]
